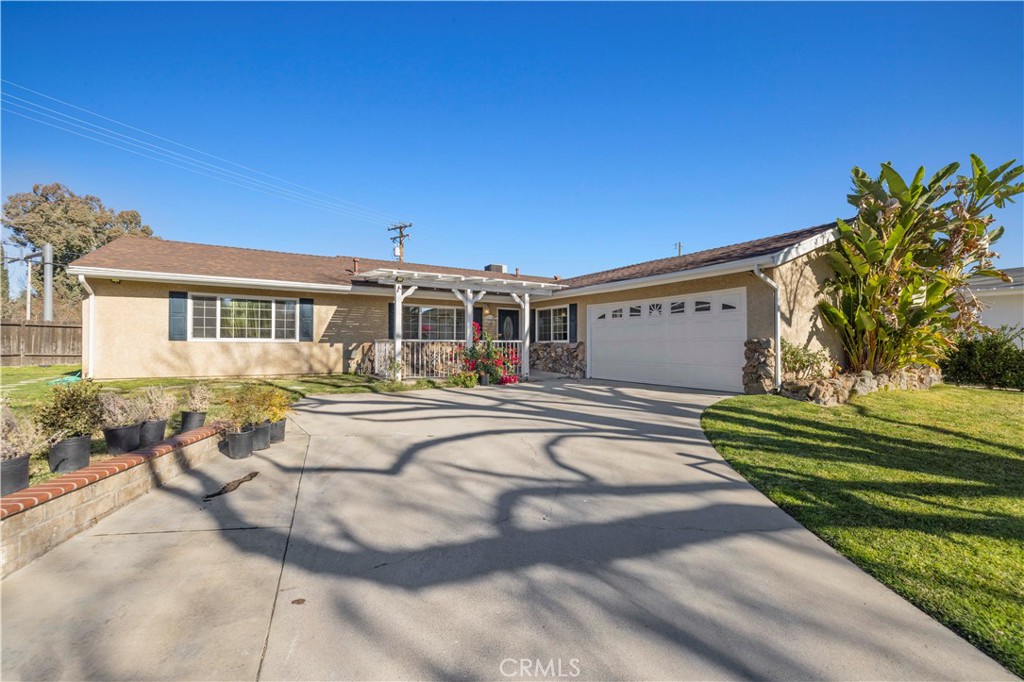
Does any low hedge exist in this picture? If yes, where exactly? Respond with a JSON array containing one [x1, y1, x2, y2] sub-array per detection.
[[941, 326, 1024, 390]]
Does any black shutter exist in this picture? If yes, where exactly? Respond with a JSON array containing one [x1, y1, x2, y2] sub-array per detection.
[[388, 302, 395, 339], [299, 298, 314, 341], [473, 307, 483, 332], [168, 292, 188, 341], [568, 304, 578, 343], [530, 309, 537, 343]]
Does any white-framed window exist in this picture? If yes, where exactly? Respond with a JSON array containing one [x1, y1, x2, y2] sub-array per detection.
[[670, 301, 685, 315], [190, 294, 299, 341], [611, 308, 623, 319], [694, 299, 712, 313], [536, 306, 569, 342], [648, 302, 663, 317], [629, 305, 642, 318], [403, 305, 465, 341]]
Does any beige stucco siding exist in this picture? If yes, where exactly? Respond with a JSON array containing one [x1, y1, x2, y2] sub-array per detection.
[[541, 271, 777, 344], [82, 279, 501, 379], [84, 279, 353, 379], [773, 251, 845, 363]]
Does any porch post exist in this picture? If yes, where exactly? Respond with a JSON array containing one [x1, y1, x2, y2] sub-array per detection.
[[392, 282, 418, 381], [454, 288, 486, 349], [393, 284, 403, 381], [522, 292, 531, 380], [512, 291, 531, 380]]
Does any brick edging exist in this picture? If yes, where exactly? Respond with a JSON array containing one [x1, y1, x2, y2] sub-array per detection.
[[0, 424, 224, 519]]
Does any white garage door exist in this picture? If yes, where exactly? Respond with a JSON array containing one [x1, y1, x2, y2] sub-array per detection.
[[588, 287, 747, 392]]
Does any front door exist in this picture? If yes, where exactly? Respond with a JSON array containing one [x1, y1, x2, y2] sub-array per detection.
[[498, 309, 520, 340]]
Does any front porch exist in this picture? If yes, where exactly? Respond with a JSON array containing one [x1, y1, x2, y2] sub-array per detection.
[[359, 265, 563, 381]]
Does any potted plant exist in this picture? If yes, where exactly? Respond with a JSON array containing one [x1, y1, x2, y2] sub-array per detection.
[[99, 393, 145, 455], [139, 387, 176, 447], [1, 406, 54, 495], [180, 383, 212, 433], [265, 389, 293, 443], [238, 385, 274, 451], [37, 380, 103, 473], [223, 389, 258, 459], [464, 322, 518, 386]]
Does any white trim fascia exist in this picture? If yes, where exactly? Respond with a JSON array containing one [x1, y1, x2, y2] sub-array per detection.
[[68, 267, 354, 294], [971, 288, 1023, 297], [547, 256, 774, 299], [772, 228, 838, 266]]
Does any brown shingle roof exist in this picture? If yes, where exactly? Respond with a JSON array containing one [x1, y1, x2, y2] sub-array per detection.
[[69, 237, 556, 286], [559, 221, 837, 289], [71, 221, 838, 291]]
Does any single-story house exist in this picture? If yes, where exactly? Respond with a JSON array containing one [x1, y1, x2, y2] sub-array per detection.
[[968, 266, 1023, 347], [66, 221, 844, 393]]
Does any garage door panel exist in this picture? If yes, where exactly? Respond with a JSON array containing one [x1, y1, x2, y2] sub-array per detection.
[[589, 288, 746, 392]]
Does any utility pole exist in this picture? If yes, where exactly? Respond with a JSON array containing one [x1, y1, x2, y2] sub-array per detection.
[[389, 223, 412, 262], [674, 241, 684, 257]]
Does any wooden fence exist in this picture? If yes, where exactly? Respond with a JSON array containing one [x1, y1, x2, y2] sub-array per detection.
[[1, 320, 82, 367]]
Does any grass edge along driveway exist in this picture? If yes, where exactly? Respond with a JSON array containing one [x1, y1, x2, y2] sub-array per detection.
[[701, 385, 1024, 678]]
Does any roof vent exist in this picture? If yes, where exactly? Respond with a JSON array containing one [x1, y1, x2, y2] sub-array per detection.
[[484, 263, 507, 274]]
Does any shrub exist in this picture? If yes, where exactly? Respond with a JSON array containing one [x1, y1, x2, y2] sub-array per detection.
[[781, 340, 831, 380], [2, 405, 54, 460], [183, 384, 212, 412], [223, 386, 263, 431], [98, 392, 146, 429], [240, 385, 292, 423], [140, 387, 177, 421], [445, 372, 479, 388], [941, 326, 1024, 390], [36, 380, 103, 439]]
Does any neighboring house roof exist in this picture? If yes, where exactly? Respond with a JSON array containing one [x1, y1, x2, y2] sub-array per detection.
[[69, 220, 839, 293], [969, 267, 1023, 293], [558, 222, 837, 289]]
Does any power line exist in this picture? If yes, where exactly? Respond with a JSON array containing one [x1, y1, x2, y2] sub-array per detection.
[[1, 80, 403, 225], [1, 94, 397, 223], [2, 79, 400, 223], [1, 105, 400, 223]]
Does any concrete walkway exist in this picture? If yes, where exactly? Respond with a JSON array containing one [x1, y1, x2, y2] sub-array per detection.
[[0, 381, 1012, 680]]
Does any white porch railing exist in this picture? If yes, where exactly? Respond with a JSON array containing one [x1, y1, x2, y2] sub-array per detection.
[[373, 339, 524, 379], [492, 340, 523, 378]]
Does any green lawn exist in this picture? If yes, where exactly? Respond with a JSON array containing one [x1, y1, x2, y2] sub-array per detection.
[[1, 364, 441, 485], [701, 385, 1024, 677]]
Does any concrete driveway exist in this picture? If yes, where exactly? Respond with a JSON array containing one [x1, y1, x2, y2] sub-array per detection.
[[0, 381, 1012, 681]]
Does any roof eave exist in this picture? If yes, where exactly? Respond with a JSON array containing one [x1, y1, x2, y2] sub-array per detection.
[[68, 266, 354, 294]]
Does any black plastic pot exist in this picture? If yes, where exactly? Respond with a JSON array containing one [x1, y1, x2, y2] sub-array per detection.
[[1, 455, 30, 496], [225, 428, 254, 459], [479, 373, 490, 386], [139, 419, 168, 448], [48, 435, 92, 473], [103, 423, 142, 455], [269, 419, 286, 443], [180, 411, 207, 433], [248, 421, 271, 451]]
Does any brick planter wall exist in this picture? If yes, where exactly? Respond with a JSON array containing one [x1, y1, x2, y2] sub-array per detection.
[[0, 425, 223, 578]]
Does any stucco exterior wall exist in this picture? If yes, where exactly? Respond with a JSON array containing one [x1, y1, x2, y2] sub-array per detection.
[[773, 251, 845, 364], [82, 279, 502, 379], [84, 279, 353, 379]]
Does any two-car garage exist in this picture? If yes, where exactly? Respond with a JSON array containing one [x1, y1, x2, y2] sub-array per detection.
[[586, 287, 747, 392]]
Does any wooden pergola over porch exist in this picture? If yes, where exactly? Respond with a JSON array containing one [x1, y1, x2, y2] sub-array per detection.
[[359, 268, 565, 381]]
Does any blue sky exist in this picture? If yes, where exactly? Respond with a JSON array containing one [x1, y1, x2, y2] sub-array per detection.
[[2, 1, 1022, 282]]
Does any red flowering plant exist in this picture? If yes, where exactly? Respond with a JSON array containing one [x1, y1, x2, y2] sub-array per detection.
[[464, 322, 520, 384]]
